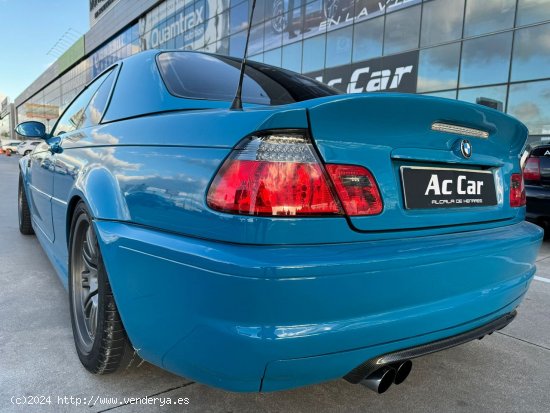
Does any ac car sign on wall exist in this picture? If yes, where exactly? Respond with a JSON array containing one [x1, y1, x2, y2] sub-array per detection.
[[307, 51, 419, 94]]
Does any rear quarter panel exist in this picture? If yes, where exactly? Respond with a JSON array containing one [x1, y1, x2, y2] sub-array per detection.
[[52, 106, 362, 251]]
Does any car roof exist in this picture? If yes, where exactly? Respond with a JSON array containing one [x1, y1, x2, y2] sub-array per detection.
[[102, 50, 247, 122]]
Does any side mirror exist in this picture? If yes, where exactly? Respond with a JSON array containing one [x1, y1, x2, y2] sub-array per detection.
[[15, 121, 47, 139]]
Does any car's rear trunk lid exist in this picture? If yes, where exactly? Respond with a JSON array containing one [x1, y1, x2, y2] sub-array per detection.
[[306, 94, 528, 232]]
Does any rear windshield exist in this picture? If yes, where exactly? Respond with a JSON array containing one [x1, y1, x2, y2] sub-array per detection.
[[156, 52, 338, 106]]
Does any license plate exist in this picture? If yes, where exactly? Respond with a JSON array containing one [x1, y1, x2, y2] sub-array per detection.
[[401, 166, 498, 209]]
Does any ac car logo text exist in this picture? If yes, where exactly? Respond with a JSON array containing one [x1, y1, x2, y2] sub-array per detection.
[[308, 50, 419, 94], [316, 65, 414, 93]]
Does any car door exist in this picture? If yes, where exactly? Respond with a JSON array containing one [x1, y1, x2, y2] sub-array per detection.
[[27, 69, 115, 243], [27, 141, 57, 241], [50, 68, 118, 271]]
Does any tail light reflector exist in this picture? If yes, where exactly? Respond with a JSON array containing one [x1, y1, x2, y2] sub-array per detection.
[[510, 173, 526, 207], [325, 164, 383, 216], [207, 133, 342, 216], [523, 157, 540, 181]]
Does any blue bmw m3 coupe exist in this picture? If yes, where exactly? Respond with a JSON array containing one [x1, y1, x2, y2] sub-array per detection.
[[16, 50, 543, 393]]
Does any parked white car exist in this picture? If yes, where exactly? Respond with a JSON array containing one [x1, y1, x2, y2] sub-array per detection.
[[0, 140, 22, 155], [16, 140, 42, 156]]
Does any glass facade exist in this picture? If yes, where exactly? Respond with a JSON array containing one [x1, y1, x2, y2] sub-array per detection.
[[16, 23, 140, 131], [14, 0, 550, 141]]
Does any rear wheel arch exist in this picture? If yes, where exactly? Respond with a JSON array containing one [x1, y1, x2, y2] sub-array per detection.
[[65, 166, 131, 246]]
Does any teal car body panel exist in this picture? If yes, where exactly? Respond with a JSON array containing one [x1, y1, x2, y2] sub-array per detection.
[[18, 50, 543, 392]]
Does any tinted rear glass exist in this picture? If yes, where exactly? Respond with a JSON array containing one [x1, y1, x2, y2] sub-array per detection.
[[157, 52, 338, 106]]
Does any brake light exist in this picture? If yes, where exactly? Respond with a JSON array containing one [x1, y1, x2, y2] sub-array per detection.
[[207, 131, 384, 217], [510, 173, 526, 207], [207, 132, 342, 216], [523, 157, 541, 181], [325, 164, 383, 216]]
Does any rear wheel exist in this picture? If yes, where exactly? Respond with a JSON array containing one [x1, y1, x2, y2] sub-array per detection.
[[68, 202, 135, 373], [18, 175, 34, 235]]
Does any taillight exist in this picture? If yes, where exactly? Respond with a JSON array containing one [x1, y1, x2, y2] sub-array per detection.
[[325, 164, 383, 216], [523, 157, 541, 181], [207, 131, 384, 217], [207, 132, 343, 216], [510, 173, 526, 207]]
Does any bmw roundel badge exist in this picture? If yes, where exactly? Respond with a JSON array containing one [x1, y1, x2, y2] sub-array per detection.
[[460, 140, 472, 159]]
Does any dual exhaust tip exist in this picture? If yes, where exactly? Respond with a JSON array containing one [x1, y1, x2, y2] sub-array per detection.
[[360, 360, 412, 394]]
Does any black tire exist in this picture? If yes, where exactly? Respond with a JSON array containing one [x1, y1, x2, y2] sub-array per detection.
[[18, 175, 35, 235], [68, 201, 136, 374]]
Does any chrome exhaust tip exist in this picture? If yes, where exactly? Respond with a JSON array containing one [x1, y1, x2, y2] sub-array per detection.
[[360, 367, 396, 394], [393, 360, 412, 385]]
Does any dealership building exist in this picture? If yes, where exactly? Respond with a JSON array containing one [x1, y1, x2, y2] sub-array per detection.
[[4, 0, 550, 145]]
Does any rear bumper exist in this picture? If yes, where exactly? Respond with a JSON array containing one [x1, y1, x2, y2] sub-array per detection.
[[526, 185, 550, 221], [343, 310, 516, 383], [94, 220, 542, 392]]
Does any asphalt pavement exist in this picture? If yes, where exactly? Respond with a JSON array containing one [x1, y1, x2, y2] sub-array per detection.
[[1, 154, 549, 413]]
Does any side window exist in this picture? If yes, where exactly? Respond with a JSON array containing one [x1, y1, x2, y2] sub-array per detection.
[[52, 69, 114, 136], [82, 70, 117, 128]]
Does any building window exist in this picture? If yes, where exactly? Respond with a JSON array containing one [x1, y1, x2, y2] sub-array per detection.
[[230, 32, 246, 57], [460, 32, 513, 87], [282, 42, 302, 73], [264, 18, 283, 51], [352, 16, 383, 62], [252, 0, 267, 26], [423, 90, 457, 100], [421, 0, 464, 47], [264, 47, 282, 67], [354, 0, 385, 21], [458, 85, 508, 108], [516, 0, 550, 26], [511, 23, 550, 82], [283, 5, 305, 45], [230, 0, 249, 34], [248, 23, 265, 56], [417, 43, 461, 93], [249, 53, 264, 63], [325, 27, 353, 68], [302, 35, 326, 73], [383, 5, 421, 55], [464, 0, 516, 37], [508, 80, 550, 135]]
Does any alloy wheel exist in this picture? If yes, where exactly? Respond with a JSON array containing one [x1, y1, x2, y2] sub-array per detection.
[[70, 215, 100, 353]]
